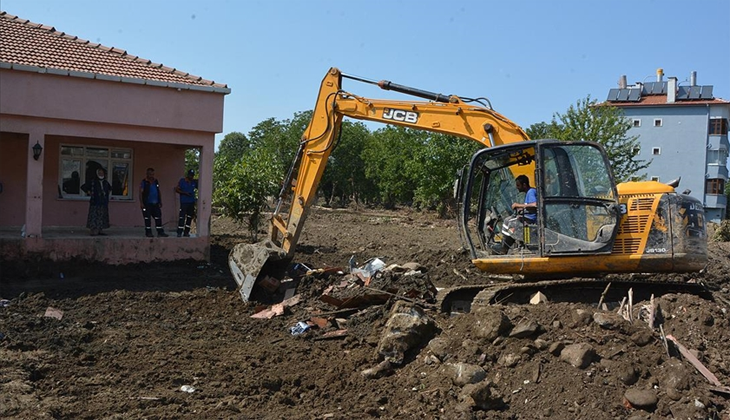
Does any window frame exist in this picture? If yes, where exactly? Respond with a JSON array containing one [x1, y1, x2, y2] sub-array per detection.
[[58, 144, 134, 201], [709, 118, 729, 135], [653, 118, 663, 127], [706, 178, 725, 195], [632, 119, 641, 127], [652, 147, 661, 156], [650, 176, 660, 182]]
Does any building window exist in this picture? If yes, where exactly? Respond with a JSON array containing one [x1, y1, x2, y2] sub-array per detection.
[[653, 118, 663, 127], [706, 178, 725, 195], [709, 118, 729, 135], [632, 119, 641, 127], [652, 147, 661, 155], [650, 176, 660, 182], [707, 148, 729, 165], [59, 145, 133, 200]]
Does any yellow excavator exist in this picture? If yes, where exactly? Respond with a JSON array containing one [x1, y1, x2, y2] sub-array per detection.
[[229, 67, 707, 308]]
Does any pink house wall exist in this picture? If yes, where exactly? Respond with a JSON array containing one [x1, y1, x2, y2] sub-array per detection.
[[0, 68, 224, 261], [39, 136, 187, 228], [0, 134, 28, 226]]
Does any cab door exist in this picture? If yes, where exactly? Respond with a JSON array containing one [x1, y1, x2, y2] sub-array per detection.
[[538, 142, 620, 255]]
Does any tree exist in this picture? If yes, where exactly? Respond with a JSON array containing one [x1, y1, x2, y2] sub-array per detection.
[[551, 96, 650, 182], [216, 132, 250, 167], [525, 121, 562, 140], [319, 120, 371, 207], [362, 126, 421, 208], [409, 133, 483, 217], [212, 147, 280, 240], [184, 148, 199, 174]]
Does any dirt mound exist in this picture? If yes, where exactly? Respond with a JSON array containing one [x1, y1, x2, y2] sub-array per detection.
[[1, 208, 730, 419]]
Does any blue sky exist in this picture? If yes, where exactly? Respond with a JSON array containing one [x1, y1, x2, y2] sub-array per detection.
[[3, 0, 729, 148]]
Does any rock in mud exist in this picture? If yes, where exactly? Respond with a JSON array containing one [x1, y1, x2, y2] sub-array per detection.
[[616, 363, 639, 385], [376, 301, 436, 365], [361, 360, 393, 379], [630, 329, 654, 346], [448, 362, 487, 386], [509, 319, 540, 338], [472, 306, 511, 341], [623, 388, 658, 411], [560, 343, 595, 369], [460, 381, 505, 411], [427, 337, 450, 361], [593, 312, 627, 330], [572, 309, 593, 326], [658, 359, 690, 401]]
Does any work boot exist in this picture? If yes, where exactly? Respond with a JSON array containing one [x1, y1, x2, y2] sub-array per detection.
[[158, 231, 168, 237], [145, 232, 154, 238], [490, 243, 507, 255]]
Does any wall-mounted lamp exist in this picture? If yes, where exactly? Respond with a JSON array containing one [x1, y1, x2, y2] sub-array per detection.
[[32, 141, 43, 160]]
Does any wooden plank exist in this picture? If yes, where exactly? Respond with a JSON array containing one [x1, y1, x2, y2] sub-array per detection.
[[666, 335, 722, 387]]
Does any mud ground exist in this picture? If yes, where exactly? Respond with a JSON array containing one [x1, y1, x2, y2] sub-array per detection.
[[1, 207, 730, 419]]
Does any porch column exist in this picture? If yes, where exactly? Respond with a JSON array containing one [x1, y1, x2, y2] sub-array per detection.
[[25, 131, 44, 237], [198, 142, 213, 237]]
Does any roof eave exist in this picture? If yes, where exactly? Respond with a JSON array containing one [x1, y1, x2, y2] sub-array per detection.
[[0, 61, 231, 94]]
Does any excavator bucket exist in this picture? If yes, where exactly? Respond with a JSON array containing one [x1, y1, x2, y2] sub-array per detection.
[[228, 240, 290, 302]]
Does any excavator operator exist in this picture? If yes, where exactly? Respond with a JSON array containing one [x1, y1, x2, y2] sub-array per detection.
[[494, 175, 537, 254]]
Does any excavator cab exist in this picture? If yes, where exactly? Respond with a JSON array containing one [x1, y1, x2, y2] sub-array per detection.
[[457, 140, 622, 277]]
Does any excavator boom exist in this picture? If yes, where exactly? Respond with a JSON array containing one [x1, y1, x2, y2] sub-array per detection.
[[230, 67, 531, 300]]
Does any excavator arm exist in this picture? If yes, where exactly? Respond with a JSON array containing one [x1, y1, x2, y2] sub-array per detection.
[[270, 67, 529, 258]]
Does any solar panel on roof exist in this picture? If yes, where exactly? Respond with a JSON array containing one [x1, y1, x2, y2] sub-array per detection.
[[642, 83, 654, 95], [677, 86, 690, 99], [607, 89, 620, 101], [700, 85, 713, 99], [628, 89, 641, 101], [617, 89, 630, 101], [689, 86, 701, 99], [652, 82, 666, 95]]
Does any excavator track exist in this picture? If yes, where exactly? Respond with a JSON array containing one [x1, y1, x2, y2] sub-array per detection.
[[437, 276, 711, 314]]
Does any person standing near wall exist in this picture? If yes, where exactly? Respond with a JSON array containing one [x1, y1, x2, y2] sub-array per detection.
[[81, 168, 111, 236], [139, 167, 168, 238], [175, 169, 198, 237]]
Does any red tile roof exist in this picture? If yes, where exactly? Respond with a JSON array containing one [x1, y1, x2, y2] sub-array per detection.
[[0, 11, 229, 92]]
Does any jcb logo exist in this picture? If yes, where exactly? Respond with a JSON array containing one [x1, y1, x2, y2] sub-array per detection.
[[383, 108, 419, 124]]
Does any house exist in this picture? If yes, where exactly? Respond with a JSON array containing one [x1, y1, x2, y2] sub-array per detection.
[[0, 12, 230, 263], [604, 68, 730, 222]]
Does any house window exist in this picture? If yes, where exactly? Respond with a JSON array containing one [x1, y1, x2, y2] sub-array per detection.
[[59, 145, 133, 200], [632, 119, 641, 127], [707, 149, 729, 165], [652, 147, 661, 155], [653, 118, 663, 127], [706, 178, 725, 195], [650, 176, 660, 182], [709, 118, 729, 135]]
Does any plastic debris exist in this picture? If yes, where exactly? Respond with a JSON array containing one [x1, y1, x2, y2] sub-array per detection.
[[290, 321, 310, 336], [180, 385, 196, 393]]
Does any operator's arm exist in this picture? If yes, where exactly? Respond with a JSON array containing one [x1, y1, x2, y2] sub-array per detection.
[[512, 188, 537, 211]]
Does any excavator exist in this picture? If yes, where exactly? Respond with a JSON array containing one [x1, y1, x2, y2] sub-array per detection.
[[229, 67, 708, 310]]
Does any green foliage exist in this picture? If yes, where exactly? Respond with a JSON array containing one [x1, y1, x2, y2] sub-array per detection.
[[212, 147, 280, 240], [362, 126, 421, 208], [320, 121, 372, 207], [551, 96, 650, 183], [525, 121, 563, 140], [216, 132, 250, 167], [410, 133, 483, 216], [184, 148, 199, 174]]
